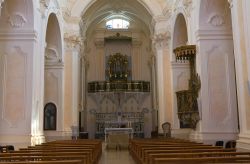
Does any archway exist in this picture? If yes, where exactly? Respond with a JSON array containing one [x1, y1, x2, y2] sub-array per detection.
[[44, 13, 64, 141], [80, 0, 155, 138], [173, 14, 188, 49], [171, 13, 190, 130]]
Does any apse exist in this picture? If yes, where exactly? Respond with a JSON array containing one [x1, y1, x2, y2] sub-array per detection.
[[79, 0, 154, 139]]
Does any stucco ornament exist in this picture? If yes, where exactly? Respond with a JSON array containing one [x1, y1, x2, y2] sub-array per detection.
[[8, 13, 27, 28]]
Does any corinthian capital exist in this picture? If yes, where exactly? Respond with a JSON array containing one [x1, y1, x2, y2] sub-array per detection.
[[64, 33, 82, 51], [152, 31, 171, 50]]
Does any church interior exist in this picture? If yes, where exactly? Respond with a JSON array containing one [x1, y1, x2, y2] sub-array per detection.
[[1, 0, 250, 163]]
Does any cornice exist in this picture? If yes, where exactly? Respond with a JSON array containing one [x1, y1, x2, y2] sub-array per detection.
[[0, 30, 38, 41]]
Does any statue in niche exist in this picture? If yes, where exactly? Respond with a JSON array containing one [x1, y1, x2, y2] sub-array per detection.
[[106, 53, 131, 82]]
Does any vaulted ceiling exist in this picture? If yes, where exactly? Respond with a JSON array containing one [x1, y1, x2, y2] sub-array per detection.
[[61, 0, 172, 36]]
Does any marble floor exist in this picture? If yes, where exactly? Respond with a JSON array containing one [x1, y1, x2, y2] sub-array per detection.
[[98, 144, 136, 164]]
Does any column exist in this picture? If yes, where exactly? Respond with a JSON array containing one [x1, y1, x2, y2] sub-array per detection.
[[132, 40, 142, 80], [0, 0, 43, 148], [152, 32, 171, 133], [64, 34, 81, 136], [192, 27, 238, 144], [80, 49, 89, 132], [94, 39, 105, 80], [230, 0, 250, 150], [148, 53, 157, 130]]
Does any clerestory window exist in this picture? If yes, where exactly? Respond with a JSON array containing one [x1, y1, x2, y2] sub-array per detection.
[[106, 19, 129, 29]]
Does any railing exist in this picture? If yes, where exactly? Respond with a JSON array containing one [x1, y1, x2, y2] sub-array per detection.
[[88, 81, 150, 93]]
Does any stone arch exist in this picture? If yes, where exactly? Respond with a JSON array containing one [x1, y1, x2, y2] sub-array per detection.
[[45, 13, 63, 61], [172, 13, 188, 58], [71, 0, 162, 18], [43, 11, 64, 140], [171, 12, 190, 129], [78, 0, 156, 138]]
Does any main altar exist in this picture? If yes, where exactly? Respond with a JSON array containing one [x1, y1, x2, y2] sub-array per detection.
[[88, 53, 150, 139]]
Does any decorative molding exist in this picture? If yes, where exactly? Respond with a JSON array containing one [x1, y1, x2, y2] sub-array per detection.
[[45, 44, 59, 63], [173, 0, 193, 16], [182, 0, 193, 17], [64, 33, 82, 50], [152, 31, 171, 49], [2, 46, 27, 128], [7, 13, 27, 28], [248, 80, 250, 95], [0, 30, 38, 41], [39, 0, 60, 18], [162, 6, 172, 20], [195, 29, 233, 41], [94, 39, 104, 48], [207, 14, 225, 27], [171, 61, 189, 69], [40, 0, 51, 8], [132, 40, 142, 47]]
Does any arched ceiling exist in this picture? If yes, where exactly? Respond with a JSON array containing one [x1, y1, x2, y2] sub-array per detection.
[[81, 0, 153, 34], [61, 0, 173, 36]]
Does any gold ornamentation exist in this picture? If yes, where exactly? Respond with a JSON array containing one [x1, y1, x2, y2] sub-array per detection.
[[106, 53, 130, 82], [174, 45, 201, 129]]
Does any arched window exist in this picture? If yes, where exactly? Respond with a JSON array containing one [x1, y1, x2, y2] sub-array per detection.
[[44, 103, 57, 130], [106, 19, 129, 29]]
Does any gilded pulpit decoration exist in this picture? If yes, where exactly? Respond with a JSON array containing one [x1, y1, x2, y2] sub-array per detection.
[[174, 45, 201, 129]]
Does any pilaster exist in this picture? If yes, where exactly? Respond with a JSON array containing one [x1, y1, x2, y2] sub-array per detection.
[[230, 0, 250, 150], [63, 33, 81, 133], [192, 26, 238, 143], [132, 39, 142, 80], [94, 39, 105, 80], [152, 31, 171, 133]]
